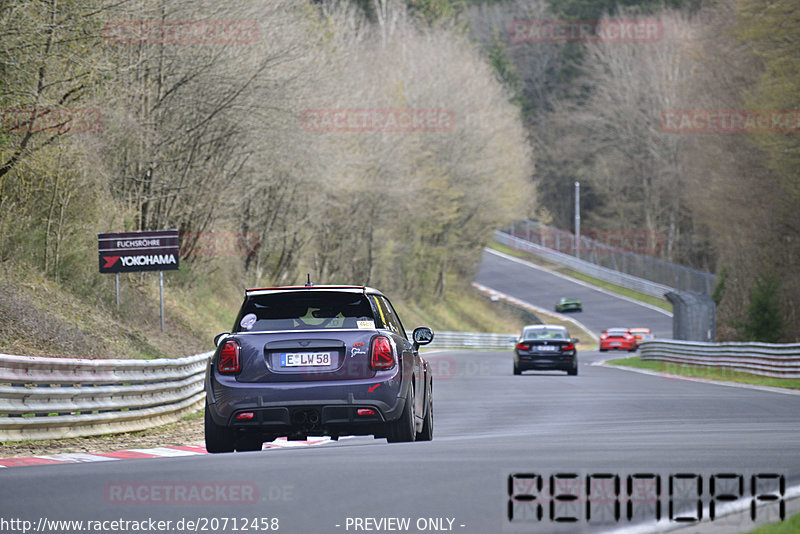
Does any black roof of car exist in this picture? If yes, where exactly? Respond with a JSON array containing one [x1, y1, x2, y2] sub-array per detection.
[[245, 285, 384, 296]]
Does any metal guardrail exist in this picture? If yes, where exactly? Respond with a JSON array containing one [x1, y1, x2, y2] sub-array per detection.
[[639, 340, 800, 378], [0, 351, 213, 442], [495, 231, 673, 299], [415, 331, 515, 350]]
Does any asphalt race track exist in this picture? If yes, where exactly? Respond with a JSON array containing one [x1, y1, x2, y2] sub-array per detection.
[[1, 257, 798, 534], [476, 249, 673, 339]]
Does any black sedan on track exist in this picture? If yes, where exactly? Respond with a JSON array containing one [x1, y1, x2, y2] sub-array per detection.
[[512, 324, 579, 376], [204, 285, 434, 452]]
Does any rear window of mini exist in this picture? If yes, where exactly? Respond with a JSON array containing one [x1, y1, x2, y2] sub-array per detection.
[[234, 291, 375, 332]]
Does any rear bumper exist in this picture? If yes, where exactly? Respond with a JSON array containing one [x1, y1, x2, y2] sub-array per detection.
[[206, 368, 406, 435], [515, 354, 576, 371], [599, 342, 636, 350]]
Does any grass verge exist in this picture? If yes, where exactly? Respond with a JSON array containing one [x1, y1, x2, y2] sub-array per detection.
[[488, 241, 673, 313], [746, 511, 800, 533], [393, 285, 526, 336], [606, 355, 800, 389]]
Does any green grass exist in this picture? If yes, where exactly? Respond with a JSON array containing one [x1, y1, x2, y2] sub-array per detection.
[[606, 355, 800, 389], [488, 241, 673, 312], [393, 285, 526, 335], [747, 511, 800, 533], [180, 408, 203, 421]]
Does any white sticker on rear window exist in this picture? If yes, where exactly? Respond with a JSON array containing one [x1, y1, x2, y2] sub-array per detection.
[[240, 313, 257, 330], [357, 320, 375, 329]]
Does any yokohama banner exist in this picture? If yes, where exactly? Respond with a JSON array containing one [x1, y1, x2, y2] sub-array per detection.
[[98, 230, 180, 274]]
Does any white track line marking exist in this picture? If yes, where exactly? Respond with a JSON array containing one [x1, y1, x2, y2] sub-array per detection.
[[600, 485, 800, 534], [601, 361, 800, 396], [35, 453, 118, 463]]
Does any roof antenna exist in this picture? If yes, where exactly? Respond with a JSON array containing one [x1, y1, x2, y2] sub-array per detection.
[[305, 273, 313, 287]]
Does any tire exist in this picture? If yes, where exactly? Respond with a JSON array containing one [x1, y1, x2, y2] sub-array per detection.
[[416, 383, 433, 441], [204, 405, 236, 453], [386, 386, 416, 443], [513, 362, 521, 375], [567, 364, 578, 376], [599, 348, 608, 352]]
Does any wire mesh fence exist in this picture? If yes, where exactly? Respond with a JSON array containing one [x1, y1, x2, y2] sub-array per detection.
[[505, 220, 716, 294]]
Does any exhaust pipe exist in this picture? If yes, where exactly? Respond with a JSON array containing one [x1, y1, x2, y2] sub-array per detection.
[[292, 411, 307, 425]]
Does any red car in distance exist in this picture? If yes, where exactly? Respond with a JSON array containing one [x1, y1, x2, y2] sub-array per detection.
[[599, 328, 637, 352], [629, 327, 654, 347]]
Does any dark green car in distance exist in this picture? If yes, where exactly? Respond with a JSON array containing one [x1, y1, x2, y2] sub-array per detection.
[[555, 297, 582, 313]]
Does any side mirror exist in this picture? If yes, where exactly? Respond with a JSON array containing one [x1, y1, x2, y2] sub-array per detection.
[[572, 338, 580, 344], [509, 336, 518, 343], [214, 333, 230, 347], [412, 326, 434, 349]]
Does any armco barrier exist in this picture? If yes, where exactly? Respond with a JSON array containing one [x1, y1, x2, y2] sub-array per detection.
[[416, 331, 516, 350], [0, 351, 213, 441], [639, 340, 800, 378]]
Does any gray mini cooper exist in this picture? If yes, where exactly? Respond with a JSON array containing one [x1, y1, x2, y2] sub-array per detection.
[[204, 285, 434, 452]]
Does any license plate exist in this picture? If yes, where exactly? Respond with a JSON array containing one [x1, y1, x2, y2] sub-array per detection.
[[610, 342, 621, 346], [536, 345, 558, 351], [280, 352, 331, 367]]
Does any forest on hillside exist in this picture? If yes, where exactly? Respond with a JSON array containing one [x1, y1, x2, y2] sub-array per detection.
[[1, 0, 798, 340], [0, 0, 533, 303], [460, 0, 798, 340]]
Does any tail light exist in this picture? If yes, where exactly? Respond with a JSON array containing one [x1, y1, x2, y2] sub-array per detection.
[[218, 339, 241, 374], [370, 336, 395, 370], [516, 342, 531, 350], [562, 344, 575, 351]]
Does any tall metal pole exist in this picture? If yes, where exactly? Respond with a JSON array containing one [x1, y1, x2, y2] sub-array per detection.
[[159, 271, 165, 333], [115, 273, 120, 311], [574, 181, 581, 259]]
